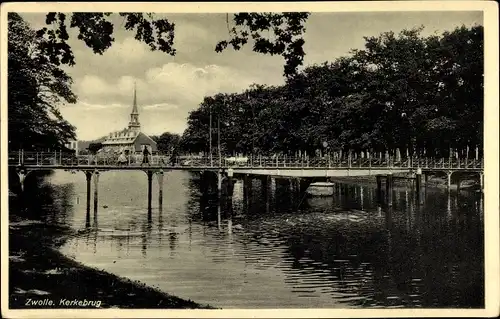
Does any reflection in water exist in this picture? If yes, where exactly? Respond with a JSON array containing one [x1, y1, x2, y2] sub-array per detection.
[[26, 170, 484, 309]]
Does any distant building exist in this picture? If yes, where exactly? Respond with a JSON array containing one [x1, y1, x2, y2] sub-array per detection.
[[65, 140, 92, 155], [101, 84, 157, 154]]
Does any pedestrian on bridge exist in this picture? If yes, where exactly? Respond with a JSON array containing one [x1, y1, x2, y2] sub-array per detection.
[[142, 146, 150, 166], [118, 152, 127, 166]]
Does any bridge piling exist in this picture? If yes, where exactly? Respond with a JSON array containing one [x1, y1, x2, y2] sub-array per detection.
[[17, 169, 27, 192], [157, 170, 164, 211], [446, 171, 452, 191], [217, 170, 223, 199], [243, 174, 252, 208], [376, 175, 382, 205], [147, 170, 153, 215], [360, 186, 364, 209], [85, 171, 92, 217], [386, 173, 393, 207], [226, 173, 235, 210], [479, 172, 484, 192], [93, 171, 99, 216], [415, 168, 422, 204]]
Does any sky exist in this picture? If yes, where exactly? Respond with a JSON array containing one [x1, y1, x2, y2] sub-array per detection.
[[19, 11, 483, 141]]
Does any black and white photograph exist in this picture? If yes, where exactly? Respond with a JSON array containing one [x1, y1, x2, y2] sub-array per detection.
[[1, 1, 498, 318]]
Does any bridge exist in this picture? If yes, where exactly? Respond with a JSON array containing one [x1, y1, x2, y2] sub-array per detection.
[[9, 151, 483, 218]]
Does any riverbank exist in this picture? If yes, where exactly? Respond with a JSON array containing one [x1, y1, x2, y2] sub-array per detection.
[[8, 212, 215, 309]]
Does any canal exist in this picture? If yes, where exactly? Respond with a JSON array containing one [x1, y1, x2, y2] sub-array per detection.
[[21, 170, 484, 308]]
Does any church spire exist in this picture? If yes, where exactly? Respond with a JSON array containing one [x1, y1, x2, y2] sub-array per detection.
[[131, 81, 138, 115], [128, 82, 141, 132]]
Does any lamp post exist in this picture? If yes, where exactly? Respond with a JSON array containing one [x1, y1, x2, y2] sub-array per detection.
[[323, 141, 329, 166], [218, 100, 222, 167], [209, 105, 213, 166]]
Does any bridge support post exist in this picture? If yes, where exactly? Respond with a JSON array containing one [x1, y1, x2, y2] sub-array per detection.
[[261, 175, 271, 195], [147, 170, 153, 215], [479, 172, 484, 192], [93, 170, 99, 216], [415, 168, 422, 205], [217, 170, 222, 196], [376, 175, 382, 205], [85, 171, 92, 217], [360, 186, 364, 210], [226, 170, 235, 210], [261, 175, 272, 212], [200, 171, 210, 195], [243, 174, 252, 207], [157, 170, 164, 212], [293, 178, 300, 193], [446, 171, 452, 191], [424, 173, 428, 188], [386, 173, 393, 207], [299, 178, 313, 195], [17, 169, 28, 192]]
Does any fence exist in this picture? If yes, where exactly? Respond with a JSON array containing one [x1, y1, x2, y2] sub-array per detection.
[[8, 151, 484, 170]]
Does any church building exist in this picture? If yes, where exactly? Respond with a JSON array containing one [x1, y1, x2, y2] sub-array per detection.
[[101, 84, 157, 154]]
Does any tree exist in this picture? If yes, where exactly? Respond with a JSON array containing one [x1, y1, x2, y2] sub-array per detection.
[[35, 12, 310, 77], [152, 132, 181, 154], [87, 142, 103, 154], [8, 13, 76, 150], [180, 25, 484, 159]]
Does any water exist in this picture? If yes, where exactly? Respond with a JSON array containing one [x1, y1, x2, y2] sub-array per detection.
[[19, 170, 484, 308]]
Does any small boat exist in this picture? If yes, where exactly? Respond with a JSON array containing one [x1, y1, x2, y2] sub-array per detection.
[[306, 182, 335, 196]]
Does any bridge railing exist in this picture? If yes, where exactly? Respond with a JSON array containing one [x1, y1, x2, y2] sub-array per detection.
[[8, 151, 484, 170]]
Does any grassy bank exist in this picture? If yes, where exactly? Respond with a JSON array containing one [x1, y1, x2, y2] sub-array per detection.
[[8, 211, 215, 309]]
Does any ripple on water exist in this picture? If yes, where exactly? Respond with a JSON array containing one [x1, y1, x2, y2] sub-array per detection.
[[51, 171, 484, 308]]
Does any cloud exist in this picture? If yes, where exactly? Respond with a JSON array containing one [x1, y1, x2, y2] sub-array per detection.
[[143, 102, 179, 110], [60, 100, 187, 140], [109, 37, 149, 61], [78, 101, 130, 109], [76, 62, 257, 107]]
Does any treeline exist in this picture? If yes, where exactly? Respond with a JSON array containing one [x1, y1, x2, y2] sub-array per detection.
[[8, 13, 77, 151], [179, 25, 483, 159]]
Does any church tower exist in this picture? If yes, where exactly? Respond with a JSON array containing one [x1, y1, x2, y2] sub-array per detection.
[[128, 82, 141, 133]]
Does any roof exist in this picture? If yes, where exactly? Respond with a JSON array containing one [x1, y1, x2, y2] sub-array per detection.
[[102, 128, 139, 145], [102, 128, 157, 148]]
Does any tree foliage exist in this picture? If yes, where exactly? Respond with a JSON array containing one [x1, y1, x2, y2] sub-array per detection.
[[87, 142, 103, 154], [215, 13, 310, 77], [151, 132, 181, 154], [180, 25, 484, 159], [8, 13, 77, 150], [9, 12, 310, 151], [35, 12, 309, 77]]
